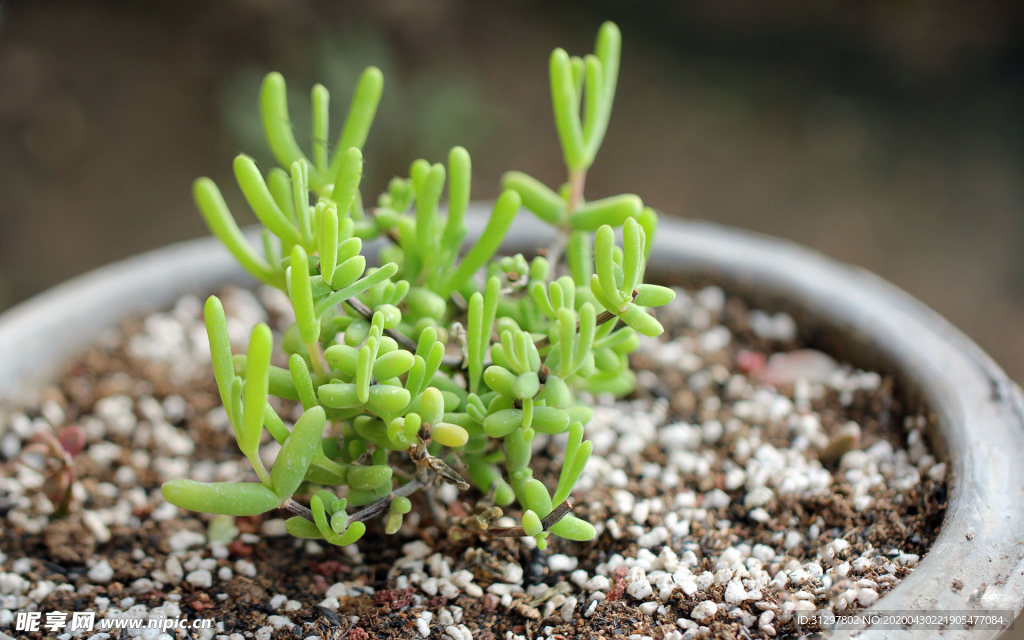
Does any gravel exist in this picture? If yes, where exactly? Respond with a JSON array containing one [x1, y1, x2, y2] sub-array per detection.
[[0, 284, 947, 640]]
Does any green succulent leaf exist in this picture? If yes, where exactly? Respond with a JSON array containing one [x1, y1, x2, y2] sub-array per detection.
[[288, 354, 318, 410], [431, 422, 469, 448], [329, 66, 384, 171], [570, 195, 642, 232], [522, 509, 543, 537], [532, 407, 570, 434], [260, 72, 324, 189], [285, 516, 324, 539], [332, 147, 363, 217], [524, 479, 554, 517], [442, 146, 471, 265], [161, 480, 280, 517], [204, 296, 236, 422], [347, 465, 393, 491], [373, 350, 415, 380], [550, 48, 586, 171], [316, 262, 399, 316], [483, 408, 522, 438], [550, 514, 597, 541], [501, 171, 567, 226], [620, 304, 664, 337], [194, 179, 276, 286], [441, 193, 520, 298], [234, 155, 301, 247], [270, 406, 327, 500], [318, 383, 360, 409], [633, 284, 675, 308], [368, 385, 412, 414], [241, 323, 273, 457], [288, 245, 320, 346]]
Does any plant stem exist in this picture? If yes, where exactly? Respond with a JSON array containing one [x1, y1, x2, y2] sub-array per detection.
[[533, 308, 619, 349], [546, 168, 586, 277], [283, 476, 429, 525], [306, 341, 328, 380], [487, 500, 574, 537], [351, 477, 428, 523], [248, 453, 273, 488], [282, 498, 313, 521], [345, 296, 463, 368], [567, 169, 586, 212], [545, 231, 570, 276]]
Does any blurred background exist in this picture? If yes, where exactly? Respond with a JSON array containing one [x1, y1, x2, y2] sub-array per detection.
[[2, 1, 1024, 635], [1, 0, 1024, 385]]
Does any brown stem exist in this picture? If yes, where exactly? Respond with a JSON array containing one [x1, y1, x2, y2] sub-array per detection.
[[282, 498, 314, 521], [345, 297, 463, 369], [282, 477, 429, 524], [349, 476, 428, 523], [487, 500, 575, 538]]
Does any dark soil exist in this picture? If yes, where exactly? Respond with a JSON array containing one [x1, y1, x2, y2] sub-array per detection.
[[0, 285, 947, 640]]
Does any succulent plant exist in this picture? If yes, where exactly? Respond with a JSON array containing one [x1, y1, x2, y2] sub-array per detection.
[[161, 21, 673, 549], [19, 423, 86, 517]]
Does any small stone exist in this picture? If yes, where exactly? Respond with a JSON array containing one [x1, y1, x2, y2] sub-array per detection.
[[744, 487, 773, 509], [186, 570, 213, 588], [502, 563, 524, 584], [449, 570, 475, 590], [151, 501, 178, 522], [420, 577, 439, 596], [266, 616, 292, 630], [88, 560, 114, 584], [583, 574, 610, 591], [626, 578, 653, 600], [757, 349, 838, 386], [548, 554, 578, 572], [255, 626, 273, 640], [690, 601, 718, 622], [234, 560, 257, 578], [318, 597, 339, 611], [83, 511, 112, 544], [269, 594, 288, 610], [561, 596, 578, 622], [724, 580, 746, 604], [168, 530, 206, 552]]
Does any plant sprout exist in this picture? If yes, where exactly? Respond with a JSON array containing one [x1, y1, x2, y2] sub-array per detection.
[[162, 21, 674, 549]]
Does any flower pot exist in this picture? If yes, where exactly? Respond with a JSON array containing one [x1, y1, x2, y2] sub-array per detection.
[[2, 209, 1022, 639]]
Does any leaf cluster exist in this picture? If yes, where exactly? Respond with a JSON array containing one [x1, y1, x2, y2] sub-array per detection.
[[162, 21, 673, 549]]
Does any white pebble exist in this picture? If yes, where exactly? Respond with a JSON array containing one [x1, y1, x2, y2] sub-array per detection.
[[585, 575, 611, 591], [88, 560, 114, 584], [724, 580, 746, 604], [691, 601, 718, 622], [502, 563, 524, 584], [168, 530, 206, 552], [626, 578, 653, 600], [561, 596, 578, 622], [548, 554, 578, 572]]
